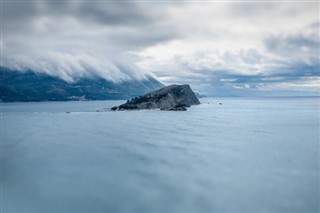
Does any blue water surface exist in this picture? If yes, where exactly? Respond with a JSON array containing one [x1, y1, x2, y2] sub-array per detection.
[[1, 97, 319, 212]]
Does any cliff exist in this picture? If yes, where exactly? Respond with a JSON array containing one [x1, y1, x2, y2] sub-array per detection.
[[112, 84, 200, 111]]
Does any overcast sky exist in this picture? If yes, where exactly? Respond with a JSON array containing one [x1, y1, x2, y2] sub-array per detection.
[[1, 0, 319, 96]]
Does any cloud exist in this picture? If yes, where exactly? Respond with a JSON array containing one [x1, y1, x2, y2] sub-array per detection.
[[1, 1, 319, 95], [1, 1, 175, 82], [132, 2, 319, 95], [265, 34, 319, 57], [76, 2, 153, 26]]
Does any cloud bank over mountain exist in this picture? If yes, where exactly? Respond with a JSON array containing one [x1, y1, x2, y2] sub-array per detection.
[[1, 1, 319, 95]]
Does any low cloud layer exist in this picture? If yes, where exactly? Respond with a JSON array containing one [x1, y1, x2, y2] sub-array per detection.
[[1, 1, 319, 95]]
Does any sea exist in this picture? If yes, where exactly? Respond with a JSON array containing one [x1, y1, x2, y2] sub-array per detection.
[[1, 97, 319, 212]]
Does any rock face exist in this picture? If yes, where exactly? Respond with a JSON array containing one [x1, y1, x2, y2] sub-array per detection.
[[112, 84, 200, 111]]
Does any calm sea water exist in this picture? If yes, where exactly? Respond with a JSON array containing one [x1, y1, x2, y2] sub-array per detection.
[[1, 98, 319, 212]]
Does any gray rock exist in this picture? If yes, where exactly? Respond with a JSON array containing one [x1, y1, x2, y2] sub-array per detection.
[[113, 84, 200, 111]]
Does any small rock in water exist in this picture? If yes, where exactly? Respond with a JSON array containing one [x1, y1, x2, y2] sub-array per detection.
[[111, 106, 118, 111]]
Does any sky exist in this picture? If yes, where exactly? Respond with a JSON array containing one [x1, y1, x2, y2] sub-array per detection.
[[1, 0, 319, 96]]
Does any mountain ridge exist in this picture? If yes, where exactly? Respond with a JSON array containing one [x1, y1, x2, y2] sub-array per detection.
[[0, 67, 164, 102]]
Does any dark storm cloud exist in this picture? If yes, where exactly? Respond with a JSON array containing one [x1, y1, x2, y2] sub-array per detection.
[[265, 34, 319, 56], [2, 1, 37, 21], [271, 59, 320, 78], [2, 1, 174, 45], [2, 1, 152, 26], [77, 2, 153, 26], [1, 1, 38, 33], [262, 32, 319, 81]]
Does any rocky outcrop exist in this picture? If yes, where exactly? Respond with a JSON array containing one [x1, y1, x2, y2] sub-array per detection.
[[112, 84, 200, 111]]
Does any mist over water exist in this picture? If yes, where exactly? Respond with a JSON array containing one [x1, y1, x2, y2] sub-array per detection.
[[2, 98, 319, 212]]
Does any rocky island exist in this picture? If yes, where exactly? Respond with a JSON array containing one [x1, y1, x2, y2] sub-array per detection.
[[111, 84, 200, 111]]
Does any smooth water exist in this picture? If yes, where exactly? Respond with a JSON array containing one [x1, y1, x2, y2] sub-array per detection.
[[1, 98, 319, 212]]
